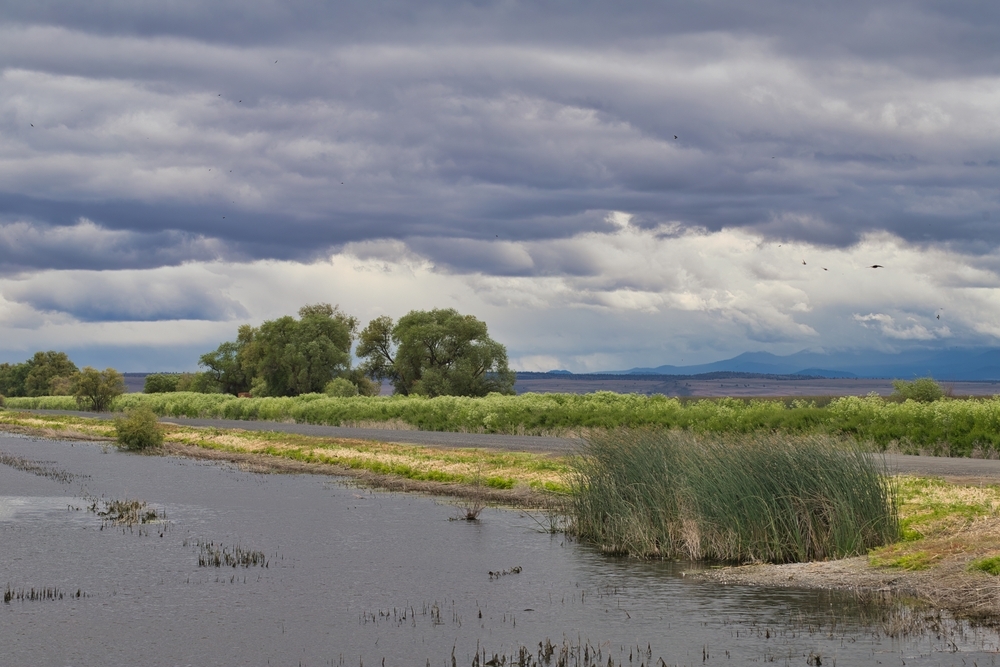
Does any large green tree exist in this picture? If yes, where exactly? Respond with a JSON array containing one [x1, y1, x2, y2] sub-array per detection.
[[72, 367, 126, 412], [24, 351, 79, 396], [0, 351, 78, 397], [357, 309, 514, 397], [0, 362, 32, 397], [201, 304, 359, 397], [198, 324, 257, 395]]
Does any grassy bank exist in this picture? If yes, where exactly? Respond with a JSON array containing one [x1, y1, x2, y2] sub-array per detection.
[[703, 474, 1000, 619], [570, 429, 898, 563], [0, 411, 571, 500], [10, 390, 1000, 455]]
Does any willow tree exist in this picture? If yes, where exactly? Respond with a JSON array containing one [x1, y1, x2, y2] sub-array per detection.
[[357, 308, 514, 397]]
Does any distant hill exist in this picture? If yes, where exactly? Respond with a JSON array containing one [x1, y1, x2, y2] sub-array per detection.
[[612, 348, 1000, 381]]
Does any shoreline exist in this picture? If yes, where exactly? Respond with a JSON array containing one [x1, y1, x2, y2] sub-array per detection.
[[0, 411, 565, 509], [6, 410, 1000, 621], [693, 552, 1000, 622], [155, 440, 558, 508]]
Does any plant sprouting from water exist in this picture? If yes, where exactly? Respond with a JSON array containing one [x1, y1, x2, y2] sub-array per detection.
[[85, 496, 163, 530], [194, 540, 269, 568]]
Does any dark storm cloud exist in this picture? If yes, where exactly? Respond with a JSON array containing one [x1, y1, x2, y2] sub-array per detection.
[[4, 270, 248, 322], [1, 1, 998, 274]]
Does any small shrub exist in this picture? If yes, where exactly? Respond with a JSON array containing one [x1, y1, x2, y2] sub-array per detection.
[[324, 377, 358, 398], [114, 407, 164, 451], [892, 377, 944, 403]]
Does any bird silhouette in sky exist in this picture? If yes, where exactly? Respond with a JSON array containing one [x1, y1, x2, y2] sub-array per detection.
[[937, 313, 941, 319], [822, 267, 828, 271], [870, 264, 884, 268], [802, 259, 807, 265]]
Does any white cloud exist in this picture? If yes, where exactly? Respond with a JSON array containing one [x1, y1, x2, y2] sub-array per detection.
[[852, 313, 949, 341], [3, 221, 999, 371]]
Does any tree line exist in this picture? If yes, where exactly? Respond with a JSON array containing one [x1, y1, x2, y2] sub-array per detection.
[[0, 305, 515, 405], [160, 305, 515, 398], [0, 351, 125, 411]]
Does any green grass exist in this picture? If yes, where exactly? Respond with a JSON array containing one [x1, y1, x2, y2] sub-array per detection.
[[969, 555, 1000, 576], [870, 551, 936, 571], [569, 429, 898, 563]]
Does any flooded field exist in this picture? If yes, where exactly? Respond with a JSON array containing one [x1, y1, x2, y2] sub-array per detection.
[[1, 433, 999, 666]]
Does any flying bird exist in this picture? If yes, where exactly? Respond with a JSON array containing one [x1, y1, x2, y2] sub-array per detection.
[[822, 267, 828, 271], [802, 259, 807, 265], [673, 135, 677, 139], [936, 314, 940, 319], [870, 264, 884, 268]]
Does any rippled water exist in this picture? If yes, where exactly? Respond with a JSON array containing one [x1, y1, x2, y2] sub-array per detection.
[[1, 433, 998, 667]]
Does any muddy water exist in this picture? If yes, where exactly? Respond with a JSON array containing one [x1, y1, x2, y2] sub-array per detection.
[[1, 434, 997, 667]]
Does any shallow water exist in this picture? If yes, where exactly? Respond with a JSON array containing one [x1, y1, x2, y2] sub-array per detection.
[[1, 433, 998, 667]]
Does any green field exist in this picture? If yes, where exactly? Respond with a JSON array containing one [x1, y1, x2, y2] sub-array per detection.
[[8, 390, 1000, 456]]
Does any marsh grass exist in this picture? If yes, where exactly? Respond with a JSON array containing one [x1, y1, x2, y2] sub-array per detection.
[[570, 429, 898, 563]]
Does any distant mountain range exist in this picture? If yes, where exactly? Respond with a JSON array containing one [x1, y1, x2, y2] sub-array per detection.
[[586, 348, 1000, 381]]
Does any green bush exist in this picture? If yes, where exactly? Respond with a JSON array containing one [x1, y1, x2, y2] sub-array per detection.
[[0, 394, 5, 408], [570, 429, 898, 563], [324, 377, 359, 397], [114, 407, 164, 451], [892, 378, 944, 403]]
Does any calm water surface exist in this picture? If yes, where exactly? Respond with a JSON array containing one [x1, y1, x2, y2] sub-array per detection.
[[1, 433, 997, 667]]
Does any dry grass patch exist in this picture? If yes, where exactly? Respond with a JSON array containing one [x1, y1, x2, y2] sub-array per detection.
[[866, 476, 1000, 574], [165, 426, 570, 491]]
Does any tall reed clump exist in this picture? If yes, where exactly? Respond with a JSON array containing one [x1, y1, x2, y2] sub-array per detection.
[[570, 429, 898, 563]]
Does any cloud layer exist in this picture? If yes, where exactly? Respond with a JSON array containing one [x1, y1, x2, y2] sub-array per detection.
[[1, 3, 999, 369]]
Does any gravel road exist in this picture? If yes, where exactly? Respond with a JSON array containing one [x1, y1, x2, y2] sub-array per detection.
[[18, 409, 1000, 478]]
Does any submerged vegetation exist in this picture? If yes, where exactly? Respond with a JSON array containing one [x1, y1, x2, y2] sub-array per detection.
[[12, 388, 1000, 455], [570, 430, 898, 563], [86, 496, 163, 529]]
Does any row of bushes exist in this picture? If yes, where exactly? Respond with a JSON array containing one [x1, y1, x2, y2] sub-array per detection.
[[7, 390, 1000, 454]]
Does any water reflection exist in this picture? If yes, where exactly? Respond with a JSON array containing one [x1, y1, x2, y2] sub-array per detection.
[[0, 433, 997, 666]]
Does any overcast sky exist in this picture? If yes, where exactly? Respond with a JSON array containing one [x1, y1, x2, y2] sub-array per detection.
[[1, 1, 998, 372]]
